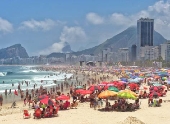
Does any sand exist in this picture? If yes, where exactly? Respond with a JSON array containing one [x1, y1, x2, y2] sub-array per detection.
[[0, 69, 170, 124]]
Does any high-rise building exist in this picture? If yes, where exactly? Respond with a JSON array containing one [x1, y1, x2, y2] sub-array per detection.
[[137, 18, 154, 59]]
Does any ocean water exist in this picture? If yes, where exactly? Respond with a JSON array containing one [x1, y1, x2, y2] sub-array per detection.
[[0, 65, 73, 94]]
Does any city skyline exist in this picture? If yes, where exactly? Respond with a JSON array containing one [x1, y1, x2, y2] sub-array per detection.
[[0, 0, 170, 56]]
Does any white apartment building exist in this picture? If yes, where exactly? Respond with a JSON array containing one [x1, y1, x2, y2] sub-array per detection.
[[140, 46, 159, 60], [118, 48, 129, 62]]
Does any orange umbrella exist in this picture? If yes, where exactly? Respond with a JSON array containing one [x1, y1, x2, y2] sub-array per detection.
[[98, 90, 117, 99]]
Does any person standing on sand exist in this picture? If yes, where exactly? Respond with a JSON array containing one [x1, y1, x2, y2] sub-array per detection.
[[5, 89, 7, 97], [0, 94, 3, 106]]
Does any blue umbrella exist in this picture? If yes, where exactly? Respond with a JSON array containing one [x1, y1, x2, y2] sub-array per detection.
[[120, 78, 128, 82], [167, 81, 170, 84]]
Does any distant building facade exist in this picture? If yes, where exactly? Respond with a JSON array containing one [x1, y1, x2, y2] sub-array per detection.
[[137, 18, 154, 60]]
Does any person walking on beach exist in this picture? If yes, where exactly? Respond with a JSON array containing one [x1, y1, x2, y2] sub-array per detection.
[[8, 89, 12, 95]]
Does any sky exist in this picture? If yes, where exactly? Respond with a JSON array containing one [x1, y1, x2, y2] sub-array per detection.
[[0, 0, 170, 56]]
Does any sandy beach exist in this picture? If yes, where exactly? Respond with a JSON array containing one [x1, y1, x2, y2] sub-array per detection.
[[0, 67, 170, 124]]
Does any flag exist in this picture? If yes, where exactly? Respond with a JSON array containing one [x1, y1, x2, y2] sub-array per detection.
[[14, 90, 18, 96]]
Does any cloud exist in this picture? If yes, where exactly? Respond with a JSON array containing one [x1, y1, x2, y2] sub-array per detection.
[[86, 12, 104, 25], [39, 41, 65, 55], [109, 13, 132, 26], [0, 17, 13, 33], [60, 26, 86, 43], [39, 26, 87, 54], [20, 19, 62, 31]]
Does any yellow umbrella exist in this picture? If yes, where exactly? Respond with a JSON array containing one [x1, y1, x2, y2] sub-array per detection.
[[98, 90, 118, 99], [119, 89, 138, 97]]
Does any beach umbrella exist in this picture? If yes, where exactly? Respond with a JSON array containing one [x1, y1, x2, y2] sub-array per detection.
[[88, 85, 101, 91], [128, 83, 139, 88], [120, 78, 128, 82], [108, 86, 119, 92], [149, 92, 161, 98], [167, 81, 170, 84], [98, 83, 107, 86], [149, 86, 159, 92], [79, 90, 92, 95], [119, 89, 138, 97], [153, 83, 162, 86], [75, 89, 86, 93], [162, 77, 167, 81], [145, 74, 152, 77], [38, 94, 49, 101], [56, 95, 70, 100], [117, 92, 137, 100], [75, 86, 84, 89], [98, 90, 117, 99], [40, 98, 56, 106], [76, 89, 92, 95]]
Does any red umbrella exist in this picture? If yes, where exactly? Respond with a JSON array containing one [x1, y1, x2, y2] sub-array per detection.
[[75, 89, 85, 93], [56, 95, 70, 100], [40, 98, 56, 106], [38, 94, 49, 101], [150, 86, 159, 92], [101, 81, 108, 84], [128, 83, 139, 89], [79, 90, 92, 95], [149, 92, 161, 98], [88, 85, 101, 91]]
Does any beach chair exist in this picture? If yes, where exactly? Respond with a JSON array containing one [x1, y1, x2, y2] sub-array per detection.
[[23, 110, 31, 119], [33, 109, 42, 119]]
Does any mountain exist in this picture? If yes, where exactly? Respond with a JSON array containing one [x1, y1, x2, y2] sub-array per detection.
[[0, 44, 29, 59], [47, 52, 65, 58], [72, 26, 167, 56], [62, 42, 73, 53]]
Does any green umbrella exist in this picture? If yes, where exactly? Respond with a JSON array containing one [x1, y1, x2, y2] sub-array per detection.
[[108, 86, 119, 92], [75, 86, 84, 89], [153, 83, 162, 86], [117, 92, 137, 100]]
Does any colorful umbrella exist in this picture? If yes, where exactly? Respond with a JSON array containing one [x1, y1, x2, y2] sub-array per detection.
[[76, 89, 92, 95], [117, 92, 137, 100], [75, 86, 84, 89], [119, 89, 138, 97], [56, 95, 70, 100], [75, 89, 85, 93], [88, 85, 101, 91], [153, 83, 162, 86], [40, 98, 56, 106], [38, 94, 49, 101], [108, 86, 119, 92], [149, 92, 161, 98], [79, 90, 92, 95], [98, 90, 117, 99]]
